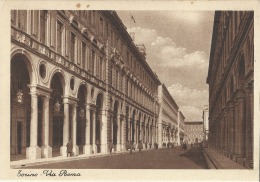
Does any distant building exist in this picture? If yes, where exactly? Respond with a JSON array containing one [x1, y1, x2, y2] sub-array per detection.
[[202, 107, 209, 140], [158, 84, 182, 147], [178, 110, 185, 144], [207, 11, 253, 168], [184, 121, 203, 144]]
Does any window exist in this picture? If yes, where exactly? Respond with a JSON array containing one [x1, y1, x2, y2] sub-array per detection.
[[99, 57, 103, 80], [57, 21, 63, 54], [40, 11, 47, 43], [110, 29, 114, 46], [82, 42, 86, 69], [116, 70, 119, 89], [99, 17, 104, 36], [32, 11, 39, 36], [11, 10, 17, 26], [121, 74, 123, 91], [91, 50, 95, 74], [70, 32, 76, 62], [109, 66, 113, 85], [18, 10, 27, 31]]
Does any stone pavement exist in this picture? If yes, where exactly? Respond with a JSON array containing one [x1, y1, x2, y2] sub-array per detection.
[[21, 147, 207, 169], [203, 147, 245, 169], [10, 148, 149, 169]]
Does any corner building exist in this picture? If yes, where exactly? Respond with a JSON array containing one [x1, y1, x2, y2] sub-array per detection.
[[207, 11, 253, 168], [11, 10, 160, 160]]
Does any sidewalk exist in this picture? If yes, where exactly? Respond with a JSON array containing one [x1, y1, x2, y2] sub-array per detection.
[[10, 148, 154, 169], [202, 147, 245, 169]]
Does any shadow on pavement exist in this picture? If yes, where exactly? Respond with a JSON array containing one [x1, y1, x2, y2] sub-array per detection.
[[179, 147, 208, 169]]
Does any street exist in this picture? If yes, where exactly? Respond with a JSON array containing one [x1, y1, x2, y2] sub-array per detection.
[[23, 146, 208, 169]]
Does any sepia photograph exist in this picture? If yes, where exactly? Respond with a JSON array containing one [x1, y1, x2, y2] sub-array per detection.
[[0, 0, 259, 181]]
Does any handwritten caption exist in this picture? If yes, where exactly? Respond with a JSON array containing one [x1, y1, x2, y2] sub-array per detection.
[[17, 170, 81, 177]]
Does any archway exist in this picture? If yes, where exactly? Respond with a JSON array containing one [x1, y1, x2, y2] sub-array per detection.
[[50, 73, 64, 157], [10, 54, 31, 160], [143, 116, 146, 143], [138, 113, 141, 142], [131, 110, 136, 143], [77, 85, 87, 154], [125, 106, 129, 142], [96, 93, 103, 153], [113, 101, 119, 150]]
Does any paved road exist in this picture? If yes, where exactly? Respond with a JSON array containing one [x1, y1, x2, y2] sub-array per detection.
[[24, 147, 208, 169]]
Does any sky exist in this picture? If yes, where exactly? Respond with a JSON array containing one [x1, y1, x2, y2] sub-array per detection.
[[117, 11, 215, 121]]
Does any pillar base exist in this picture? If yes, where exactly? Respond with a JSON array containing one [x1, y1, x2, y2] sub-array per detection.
[[91, 145, 96, 154], [101, 144, 107, 153], [41, 146, 52, 158], [236, 157, 246, 166], [244, 159, 253, 169], [83, 144, 91, 155], [26, 146, 41, 160], [121, 144, 125, 151], [60, 146, 68, 157], [72, 145, 79, 156]]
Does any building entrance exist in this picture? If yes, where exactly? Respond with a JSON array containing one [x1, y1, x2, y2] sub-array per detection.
[[52, 116, 63, 147], [17, 122, 22, 154]]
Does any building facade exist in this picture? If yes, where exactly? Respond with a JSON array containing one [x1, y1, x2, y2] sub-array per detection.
[[11, 10, 161, 160], [157, 84, 182, 147], [184, 121, 204, 144], [207, 11, 253, 168], [202, 107, 209, 140], [178, 110, 185, 145]]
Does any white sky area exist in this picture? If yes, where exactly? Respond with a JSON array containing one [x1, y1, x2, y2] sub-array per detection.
[[117, 11, 214, 121]]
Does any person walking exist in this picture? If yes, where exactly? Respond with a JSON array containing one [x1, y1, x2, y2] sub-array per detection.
[[96, 139, 100, 153], [138, 140, 143, 154], [149, 142, 152, 149], [130, 141, 133, 154], [66, 139, 73, 157], [109, 140, 114, 154], [126, 140, 130, 151]]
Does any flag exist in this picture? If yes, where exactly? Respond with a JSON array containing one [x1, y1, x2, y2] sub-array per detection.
[[131, 15, 136, 23]]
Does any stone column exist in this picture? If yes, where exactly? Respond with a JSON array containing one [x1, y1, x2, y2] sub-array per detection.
[[60, 99, 69, 157], [236, 93, 245, 158], [72, 103, 79, 156], [92, 109, 96, 154], [83, 104, 91, 154], [228, 101, 235, 155], [26, 93, 41, 159], [101, 109, 108, 153], [116, 113, 120, 151], [41, 95, 52, 158], [121, 116, 125, 150], [245, 83, 253, 167]]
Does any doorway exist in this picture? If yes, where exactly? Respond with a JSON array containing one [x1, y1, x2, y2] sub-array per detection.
[[17, 122, 22, 154]]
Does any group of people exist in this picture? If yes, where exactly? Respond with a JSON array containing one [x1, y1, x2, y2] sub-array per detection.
[[125, 140, 144, 154], [66, 139, 152, 157]]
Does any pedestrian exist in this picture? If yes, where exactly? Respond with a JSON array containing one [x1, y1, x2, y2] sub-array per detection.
[[145, 142, 147, 149], [109, 140, 114, 154], [96, 139, 100, 153], [149, 142, 152, 149], [66, 138, 73, 157], [184, 142, 187, 150], [138, 140, 143, 154], [130, 141, 133, 154]]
